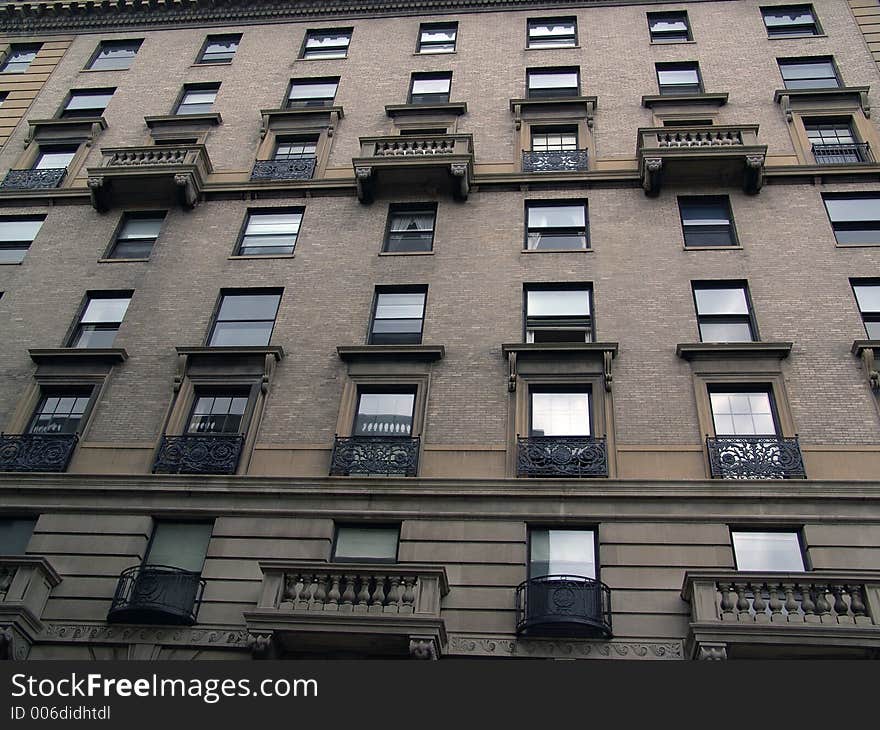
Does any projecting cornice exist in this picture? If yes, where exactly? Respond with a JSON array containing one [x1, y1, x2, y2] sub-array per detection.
[[0, 0, 728, 35]]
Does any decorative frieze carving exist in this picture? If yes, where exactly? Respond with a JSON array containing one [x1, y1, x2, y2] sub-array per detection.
[[41, 624, 252, 649], [448, 634, 683, 660]]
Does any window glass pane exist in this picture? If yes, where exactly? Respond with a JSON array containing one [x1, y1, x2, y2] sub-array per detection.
[[0, 245, 28, 264], [29, 392, 90, 434], [531, 391, 590, 436], [694, 287, 749, 315], [528, 71, 578, 89], [710, 392, 776, 435], [732, 531, 804, 572], [853, 284, 880, 313], [412, 77, 451, 94], [530, 529, 596, 578], [355, 393, 415, 435], [651, 18, 688, 33], [65, 91, 113, 112], [699, 321, 755, 343], [335, 526, 398, 561], [529, 21, 575, 38], [528, 204, 585, 228], [780, 60, 834, 79], [209, 321, 273, 346], [658, 68, 699, 86], [527, 289, 589, 317], [421, 28, 456, 43], [289, 80, 338, 100], [764, 8, 814, 27], [389, 211, 434, 232], [375, 292, 425, 319], [182, 90, 216, 105], [245, 212, 301, 236], [118, 216, 163, 239], [866, 321, 880, 338], [824, 197, 880, 223], [217, 293, 280, 321], [0, 218, 44, 242], [146, 522, 213, 572], [306, 32, 350, 49], [80, 296, 130, 323], [89, 41, 140, 70], [0, 518, 36, 554], [35, 150, 76, 169]]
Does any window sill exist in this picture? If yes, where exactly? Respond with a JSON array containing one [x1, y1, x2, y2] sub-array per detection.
[[378, 250, 434, 257], [336, 344, 445, 362], [683, 245, 743, 251], [522, 247, 592, 254], [524, 45, 581, 51], [413, 51, 458, 56], [649, 40, 697, 46], [0, 260, 23, 266], [642, 93, 729, 108], [98, 257, 150, 263], [385, 102, 467, 118], [79, 67, 131, 74], [176, 345, 284, 361], [295, 56, 349, 63], [675, 342, 792, 360], [228, 254, 296, 260], [835, 242, 880, 249], [191, 60, 234, 67], [145, 112, 222, 128], [852, 339, 880, 357], [29, 347, 128, 365], [767, 33, 827, 40], [502, 342, 618, 356]]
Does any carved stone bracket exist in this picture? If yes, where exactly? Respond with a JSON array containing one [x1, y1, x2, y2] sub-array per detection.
[[642, 157, 663, 195], [507, 351, 517, 392], [603, 349, 613, 392], [409, 637, 439, 660], [0, 626, 15, 660], [247, 631, 275, 659], [696, 642, 728, 661], [502, 343, 618, 393], [745, 154, 765, 194], [450, 162, 470, 201], [355, 165, 373, 204], [852, 341, 880, 391]]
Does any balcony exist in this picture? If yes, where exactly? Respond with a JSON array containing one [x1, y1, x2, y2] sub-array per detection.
[[682, 570, 880, 659], [244, 561, 449, 659], [637, 124, 766, 195], [107, 565, 206, 626], [352, 134, 474, 203], [0, 168, 66, 190], [812, 142, 873, 166], [517, 436, 608, 478], [152, 434, 244, 475], [86, 144, 212, 211], [251, 157, 316, 181], [0, 433, 78, 472], [0, 557, 61, 660], [329, 436, 420, 477], [515, 575, 612, 638], [706, 435, 806, 480], [522, 149, 588, 173]]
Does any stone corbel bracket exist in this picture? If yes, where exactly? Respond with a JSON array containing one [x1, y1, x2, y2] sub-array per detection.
[[509, 96, 597, 131], [852, 340, 880, 391], [502, 342, 618, 392], [641, 157, 663, 195], [745, 153, 765, 194], [774, 86, 871, 122]]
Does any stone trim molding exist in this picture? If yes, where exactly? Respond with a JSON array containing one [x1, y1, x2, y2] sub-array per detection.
[[39, 623, 252, 649], [448, 633, 684, 660]]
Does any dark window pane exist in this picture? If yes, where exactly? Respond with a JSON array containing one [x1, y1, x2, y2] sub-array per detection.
[[89, 40, 141, 71], [334, 526, 399, 561], [866, 321, 880, 338], [824, 196, 879, 222], [200, 35, 240, 63], [217, 293, 280, 321], [73, 324, 120, 348], [699, 321, 754, 342], [209, 320, 274, 347], [0, 518, 36, 554], [146, 522, 213, 572]]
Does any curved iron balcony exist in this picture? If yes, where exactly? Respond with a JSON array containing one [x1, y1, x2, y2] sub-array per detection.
[[0, 433, 78, 472], [812, 142, 873, 165], [107, 565, 206, 626], [522, 149, 588, 173], [517, 435, 608, 477], [516, 575, 612, 638], [0, 167, 66, 190], [153, 433, 244, 475], [706, 435, 806, 479], [330, 435, 420, 476]]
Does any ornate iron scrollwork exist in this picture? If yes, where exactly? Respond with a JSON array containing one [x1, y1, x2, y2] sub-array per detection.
[[152, 434, 244, 475], [250, 158, 316, 181], [515, 575, 613, 638], [0, 433, 78, 472], [107, 565, 206, 626], [517, 436, 608, 478], [0, 168, 66, 190], [706, 436, 806, 479], [329, 436, 420, 476], [522, 150, 588, 173]]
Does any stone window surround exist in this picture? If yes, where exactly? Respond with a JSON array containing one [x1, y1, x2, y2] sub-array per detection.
[[255, 107, 341, 179], [510, 96, 596, 174], [334, 372, 431, 440]]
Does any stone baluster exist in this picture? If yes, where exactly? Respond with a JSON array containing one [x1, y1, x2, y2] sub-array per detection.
[[384, 576, 401, 613], [848, 585, 870, 624], [718, 582, 736, 620], [800, 584, 818, 623], [751, 582, 768, 622], [281, 573, 300, 609], [354, 575, 371, 613], [832, 585, 853, 624], [368, 575, 387, 614], [340, 575, 357, 610], [298, 575, 314, 610], [815, 584, 833, 623], [735, 582, 751, 621], [783, 583, 801, 622], [400, 577, 416, 614], [326, 574, 341, 611], [768, 582, 784, 622], [313, 574, 328, 609]]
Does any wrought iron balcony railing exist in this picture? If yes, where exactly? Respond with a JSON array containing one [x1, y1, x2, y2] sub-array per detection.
[[0, 168, 66, 190], [517, 435, 608, 477], [152, 434, 244, 475], [107, 565, 206, 626], [706, 435, 806, 479], [329, 435, 420, 476], [812, 142, 873, 165], [522, 149, 588, 173], [251, 157, 316, 181], [0, 433, 78, 472], [515, 575, 613, 638]]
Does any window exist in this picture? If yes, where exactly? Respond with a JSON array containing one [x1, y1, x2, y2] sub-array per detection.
[[354, 388, 416, 436], [69, 293, 132, 348], [417, 22, 457, 54], [0, 216, 44, 265], [527, 67, 579, 98], [301, 28, 352, 59], [679, 196, 738, 248], [778, 57, 839, 89], [0, 517, 36, 554], [27, 389, 93, 434], [1, 44, 41, 73], [145, 522, 213, 573], [531, 126, 578, 152], [530, 389, 591, 437], [824, 195, 880, 245], [384, 204, 436, 253], [87, 40, 142, 71], [647, 12, 692, 42], [525, 201, 588, 251], [731, 530, 805, 572], [208, 289, 282, 347], [237, 209, 302, 256], [524, 286, 593, 343], [851, 279, 880, 338], [762, 5, 820, 36], [369, 288, 427, 345], [60, 88, 114, 118], [273, 136, 317, 161], [805, 119, 866, 164], [197, 34, 241, 64], [287, 77, 338, 107], [187, 392, 249, 434], [710, 389, 778, 436], [692, 282, 757, 342], [527, 18, 577, 48], [529, 528, 596, 579], [108, 212, 165, 259], [333, 525, 399, 562], [175, 84, 219, 115], [409, 72, 452, 104], [656, 62, 703, 95], [33, 146, 78, 170]]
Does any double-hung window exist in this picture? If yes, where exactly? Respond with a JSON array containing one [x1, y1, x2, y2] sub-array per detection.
[[710, 389, 778, 437], [108, 213, 165, 259], [33, 146, 78, 171], [384, 205, 436, 253], [197, 34, 241, 64], [409, 72, 451, 104], [207, 289, 282, 347], [369, 287, 427, 345], [87, 40, 141, 71], [778, 57, 839, 89], [417, 23, 457, 54], [731, 530, 806, 571], [531, 126, 578, 153], [851, 279, 880, 338], [60, 88, 114, 118], [1, 44, 41, 74], [525, 201, 588, 251], [301, 29, 352, 59], [237, 209, 302, 256], [28, 390, 93, 435], [823, 194, 880, 245], [273, 137, 317, 161], [287, 77, 339, 107], [187, 392, 249, 434], [175, 84, 219, 115], [354, 389, 416, 436], [647, 12, 691, 42], [679, 196, 738, 248], [524, 286, 593, 343], [69, 292, 132, 348], [656, 62, 703, 95], [692, 282, 757, 342], [529, 528, 596, 579], [762, 5, 820, 37], [333, 524, 400, 562], [0, 215, 44, 264], [805, 119, 866, 164], [144, 522, 213, 572], [527, 18, 577, 48], [530, 389, 591, 438], [527, 67, 579, 98]]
